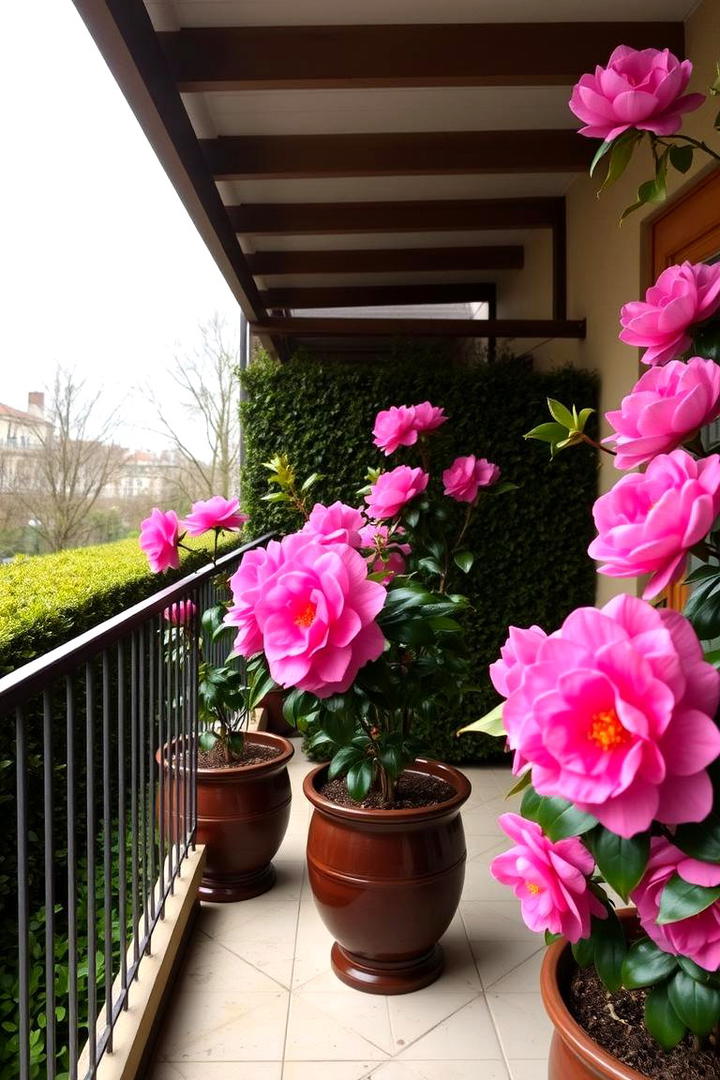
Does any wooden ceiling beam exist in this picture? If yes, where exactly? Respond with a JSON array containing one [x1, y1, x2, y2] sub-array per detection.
[[251, 317, 586, 339], [247, 246, 523, 275], [230, 197, 563, 235], [159, 22, 684, 91], [201, 130, 592, 180], [259, 282, 497, 309]]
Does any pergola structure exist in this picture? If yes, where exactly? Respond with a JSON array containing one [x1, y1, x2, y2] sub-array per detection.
[[73, 0, 690, 360]]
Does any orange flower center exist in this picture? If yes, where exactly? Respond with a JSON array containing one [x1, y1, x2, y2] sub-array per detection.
[[526, 882, 541, 895], [588, 708, 628, 752], [295, 601, 317, 628]]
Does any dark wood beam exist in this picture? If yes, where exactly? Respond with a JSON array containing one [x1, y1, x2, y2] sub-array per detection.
[[259, 282, 496, 310], [160, 23, 684, 90], [247, 246, 523, 275], [230, 197, 564, 235], [70, 0, 267, 322], [201, 131, 592, 180], [251, 317, 586, 339]]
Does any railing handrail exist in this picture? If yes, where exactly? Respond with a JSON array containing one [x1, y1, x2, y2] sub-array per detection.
[[0, 533, 274, 712]]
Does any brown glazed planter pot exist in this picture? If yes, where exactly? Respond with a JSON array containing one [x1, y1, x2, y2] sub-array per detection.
[[303, 758, 471, 994], [157, 731, 294, 903], [257, 689, 297, 739], [541, 909, 648, 1080]]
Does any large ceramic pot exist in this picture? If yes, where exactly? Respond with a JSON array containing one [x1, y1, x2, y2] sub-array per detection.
[[257, 689, 296, 739], [157, 731, 294, 902], [541, 909, 647, 1080], [303, 757, 471, 994]]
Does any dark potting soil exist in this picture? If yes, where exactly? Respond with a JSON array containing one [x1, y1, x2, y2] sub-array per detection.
[[568, 964, 720, 1079], [197, 742, 282, 770], [320, 772, 455, 810]]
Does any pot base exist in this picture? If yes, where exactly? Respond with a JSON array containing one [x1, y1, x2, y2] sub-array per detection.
[[199, 862, 276, 903], [330, 942, 444, 995]]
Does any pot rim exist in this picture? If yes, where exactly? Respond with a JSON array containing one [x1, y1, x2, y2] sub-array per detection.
[[303, 757, 471, 823], [157, 730, 295, 780], [541, 908, 649, 1080]]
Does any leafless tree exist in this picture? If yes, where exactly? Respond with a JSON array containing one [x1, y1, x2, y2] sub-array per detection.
[[12, 369, 126, 551], [151, 315, 241, 501]]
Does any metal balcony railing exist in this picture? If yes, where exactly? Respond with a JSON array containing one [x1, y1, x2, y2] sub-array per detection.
[[0, 537, 269, 1080]]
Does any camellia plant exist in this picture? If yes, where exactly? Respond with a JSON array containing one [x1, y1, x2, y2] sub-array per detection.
[[223, 401, 514, 805], [139, 495, 276, 764], [465, 44, 720, 1055]]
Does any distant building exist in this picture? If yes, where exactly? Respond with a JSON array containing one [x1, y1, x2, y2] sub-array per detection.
[[103, 449, 180, 502], [0, 393, 51, 492]]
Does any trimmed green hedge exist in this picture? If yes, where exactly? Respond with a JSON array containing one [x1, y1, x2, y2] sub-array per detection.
[[241, 352, 600, 762], [0, 533, 241, 677]]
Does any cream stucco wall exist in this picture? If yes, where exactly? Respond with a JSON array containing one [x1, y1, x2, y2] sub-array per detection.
[[497, 0, 720, 604]]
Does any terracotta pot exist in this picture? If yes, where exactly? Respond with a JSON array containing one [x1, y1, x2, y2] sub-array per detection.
[[156, 731, 294, 902], [257, 689, 297, 739], [303, 758, 471, 994], [541, 909, 648, 1080]]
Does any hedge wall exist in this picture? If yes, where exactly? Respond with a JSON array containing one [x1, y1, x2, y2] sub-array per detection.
[[241, 351, 600, 762]]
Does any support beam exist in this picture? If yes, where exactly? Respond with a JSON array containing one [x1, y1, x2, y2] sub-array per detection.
[[230, 197, 564, 235], [201, 131, 592, 180], [247, 246, 524, 275], [251, 317, 586, 339], [260, 282, 496, 310], [159, 23, 684, 91]]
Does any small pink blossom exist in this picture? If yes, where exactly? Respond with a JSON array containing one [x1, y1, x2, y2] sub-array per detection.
[[226, 534, 386, 698], [632, 838, 720, 972], [139, 509, 180, 574], [496, 594, 720, 838], [489, 625, 547, 699], [491, 814, 606, 943], [183, 496, 248, 536], [301, 501, 366, 548], [620, 262, 720, 367], [373, 405, 420, 455], [605, 357, 720, 470], [368, 549, 407, 585], [588, 449, 720, 599], [443, 455, 500, 503], [365, 466, 429, 520], [359, 523, 411, 583], [163, 599, 197, 625], [412, 401, 447, 434], [569, 46, 704, 142]]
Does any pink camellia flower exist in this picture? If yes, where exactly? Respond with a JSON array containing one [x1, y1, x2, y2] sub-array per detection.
[[569, 46, 704, 141], [412, 401, 447, 434], [605, 357, 720, 470], [163, 599, 197, 625], [359, 522, 411, 583], [183, 495, 248, 536], [588, 449, 720, 599], [491, 814, 606, 943], [443, 455, 501, 503], [227, 533, 386, 697], [632, 838, 720, 972], [301, 501, 366, 548], [368, 549, 407, 585], [620, 262, 720, 367], [365, 466, 429, 520], [497, 593, 720, 838], [373, 405, 420, 455], [139, 508, 180, 574], [489, 624, 547, 699]]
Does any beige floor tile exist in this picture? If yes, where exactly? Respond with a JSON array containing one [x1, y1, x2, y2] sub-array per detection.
[[178, 932, 288, 992], [462, 844, 516, 902], [284, 992, 391, 1060], [155, 989, 289, 1061], [471, 938, 545, 991], [395, 996, 503, 1060], [369, 1061, 510, 1079], [489, 948, 545, 993], [197, 900, 299, 988], [150, 1064, 282, 1080], [435, 916, 482, 992], [387, 990, 480, 1053], [291, 898, 335, 989], [460, 900, 539, 942], [507, 1061, 548, 1080], [487, 992, 553, 1060], [282, 1062, 377, 1080]]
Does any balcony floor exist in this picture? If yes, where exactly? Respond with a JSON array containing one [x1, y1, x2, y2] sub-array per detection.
[[150, 750, 550, 1080]]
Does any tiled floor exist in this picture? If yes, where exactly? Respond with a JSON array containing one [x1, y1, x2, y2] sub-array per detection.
[[151, 751, 551, 1080]]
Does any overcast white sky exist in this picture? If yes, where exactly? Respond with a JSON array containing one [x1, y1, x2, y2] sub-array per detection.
[[0, 0, 241, 451]]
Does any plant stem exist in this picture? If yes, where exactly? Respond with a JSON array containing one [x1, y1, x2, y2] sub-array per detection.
[[658, 134, 720, 162], [580, 433, 616, 457]]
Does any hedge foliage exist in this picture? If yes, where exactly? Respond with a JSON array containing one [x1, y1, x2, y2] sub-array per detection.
[[0, 533, 241, 677], [241, 351, 600, 762]]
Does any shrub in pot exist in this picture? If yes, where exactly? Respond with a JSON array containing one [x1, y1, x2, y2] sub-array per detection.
[[224, 407, 514, 992], [140, 497, 294, 902], [465, 45, 720, 1080]]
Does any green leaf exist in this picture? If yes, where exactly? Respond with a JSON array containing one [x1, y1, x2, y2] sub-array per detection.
[[589, 138, 614, 177], [667, 970, 720, 1037], [346, 758, 374, 802], [658, 874, 720, 925], [645, 983, 687, 1049], [588, 829, 650, 902], [598, 130, 640, 192], [546, 398, 575, 429], [572, 936, 595, 968], [505, 770, 532, 798], [521, 787, 597, 841], [328, 745, 364, 781], [576, 407, 595, 430], [677, 956, 720, 987], [198, 731, 218, 752], [418, 556, 443, 576], [669, 144, 694, 174], [545, 930, 562, 946], [621, 939, 677, 989], [593, 910, 627, 993], [300, 471, 322, 493], [453, 551, 474, 574], [457, 702, 505, 738], [673, 813, 720, 863], [524, 421, 568, 444]]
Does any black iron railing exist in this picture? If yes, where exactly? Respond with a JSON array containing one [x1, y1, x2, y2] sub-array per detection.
[[0, 536, 269, 1080]]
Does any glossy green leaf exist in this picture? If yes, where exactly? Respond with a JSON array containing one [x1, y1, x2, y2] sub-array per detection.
[[546, 398, 575, 429], [669, 144, 694, 174], [667, 970, 720, 1037], [593, 910, 627, 993], [505, 770, 532, 798], [198, 731, 217, 752], [657, 874, 720, 925], [598, 130, 640, 192], [524, 421, 568, 444], [346, 758, 374, 802], [521, 788, 597, 841], [457, 702, 505, 738], [645, 983, 686, 1049], [673, 813, 720, 863], [589, 138, 614, 177], [453, 551, 474, 574], [677, 956, 720, 987], [588, 828, 649, 901], [621, 939, 677, 989], [328, 745, 364, 781]]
